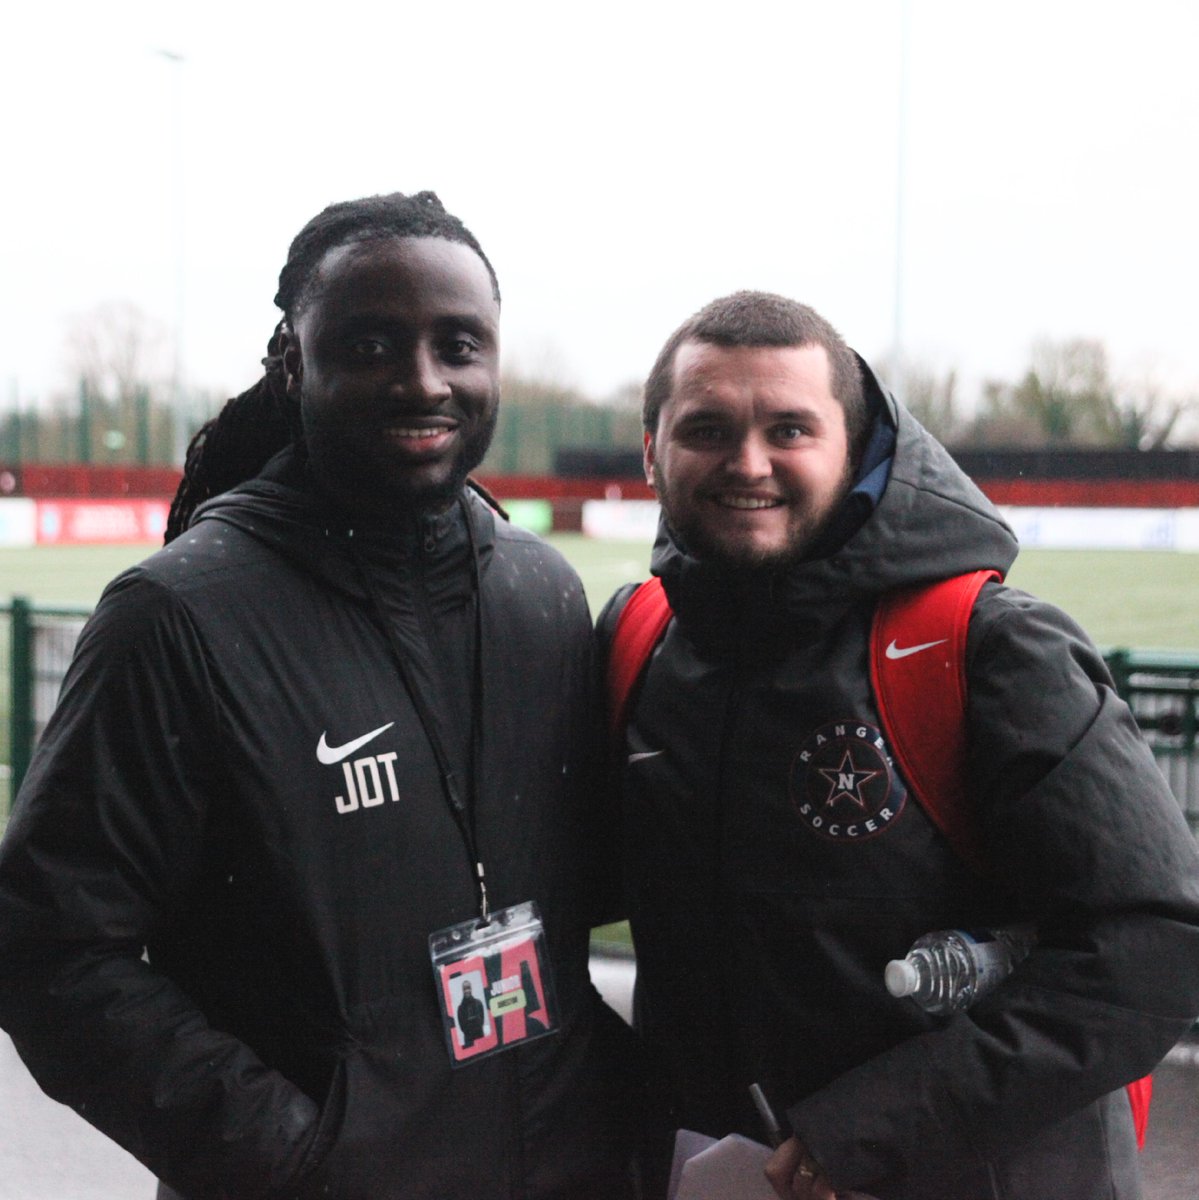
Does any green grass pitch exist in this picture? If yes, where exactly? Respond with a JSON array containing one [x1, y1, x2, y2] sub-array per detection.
[[2, 537, 1197, 649], [1, 536, 1195, 912]]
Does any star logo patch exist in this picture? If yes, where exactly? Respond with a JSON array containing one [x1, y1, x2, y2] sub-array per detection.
[[791, 720, 906, 843], [817, 749, 881, 809]]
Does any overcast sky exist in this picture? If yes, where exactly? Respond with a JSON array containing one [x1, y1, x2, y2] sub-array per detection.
[[3, 0, 1197, 423]]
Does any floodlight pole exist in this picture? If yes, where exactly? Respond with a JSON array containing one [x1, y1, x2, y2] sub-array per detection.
[[157, 49, 187, 463], [892, 0, 911, 395]]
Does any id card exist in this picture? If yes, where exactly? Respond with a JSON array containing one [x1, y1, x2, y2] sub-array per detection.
[[429, 901, 559, 1067]]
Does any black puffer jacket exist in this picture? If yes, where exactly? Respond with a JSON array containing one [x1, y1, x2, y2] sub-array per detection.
[[0, 451, 633, 1199], [601, 367, 1199, 1199]]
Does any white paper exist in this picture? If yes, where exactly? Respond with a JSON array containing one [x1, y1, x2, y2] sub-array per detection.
[[670, 1132, 775, 1200], [667, 1129, 881, 1200]]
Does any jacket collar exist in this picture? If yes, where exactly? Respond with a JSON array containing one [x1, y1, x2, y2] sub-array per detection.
[[190, 444, 496, 601]]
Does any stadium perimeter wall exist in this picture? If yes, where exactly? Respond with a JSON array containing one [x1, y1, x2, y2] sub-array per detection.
[[6, 495, 1199, 552], [2, 459, 1199, 548]]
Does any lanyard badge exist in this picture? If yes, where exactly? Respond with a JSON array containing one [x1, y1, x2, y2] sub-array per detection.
[[429, 901, 559, 1067]]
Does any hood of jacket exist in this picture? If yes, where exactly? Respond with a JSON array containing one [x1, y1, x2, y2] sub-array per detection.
[[652, 356, 1019, 650], [186, 444, 495, 605]]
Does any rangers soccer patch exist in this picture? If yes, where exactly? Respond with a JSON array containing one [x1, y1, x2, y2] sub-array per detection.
[[790, 720, 906, 842]]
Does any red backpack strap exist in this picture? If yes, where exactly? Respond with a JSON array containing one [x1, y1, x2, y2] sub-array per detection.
[[870, 569, 1000, 875], [607, 577, 673, 737], [1126, 1073, 1152, 1150], [872, 568, 1152, 1148]]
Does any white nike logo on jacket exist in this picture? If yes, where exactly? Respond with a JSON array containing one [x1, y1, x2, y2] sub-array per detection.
[[317, 722, 396, 764]]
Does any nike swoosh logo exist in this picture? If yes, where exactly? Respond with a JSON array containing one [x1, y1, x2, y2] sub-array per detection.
[[317, 722, 395, 765], [628, 750, 664, 765], [885, 638, 948, 660]]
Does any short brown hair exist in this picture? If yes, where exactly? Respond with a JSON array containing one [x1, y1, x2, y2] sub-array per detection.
[[642, 291, 867, 454]]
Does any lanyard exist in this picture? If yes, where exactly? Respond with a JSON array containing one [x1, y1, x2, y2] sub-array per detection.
[[352, 496, 491, 923]]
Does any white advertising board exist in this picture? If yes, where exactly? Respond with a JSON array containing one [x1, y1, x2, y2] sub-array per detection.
[[582, 499, 661, 542], [583, 499, 1199, 552], [0, 499, 36, 548], [999, 507, 1199, 552]]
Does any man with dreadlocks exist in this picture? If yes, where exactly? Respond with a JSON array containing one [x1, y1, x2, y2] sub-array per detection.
[[0, 192, 637, 1199]]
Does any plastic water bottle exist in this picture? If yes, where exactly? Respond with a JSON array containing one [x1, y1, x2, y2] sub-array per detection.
[[884, 926, 1036, 1015]]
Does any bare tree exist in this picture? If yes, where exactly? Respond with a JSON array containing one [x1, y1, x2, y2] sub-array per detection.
[[870, 355, 963, 445], [599, 380, 643, 412], [967, 339, 1199, 448], [64, 301, 170, 404], [971, 338, 1113, 447], [1098, 363, 1198, 449], [59, 301, 173, 462], [1019, 338, 1113, 445], [900, 365, 961, 445], [500, 370, 588, 410]]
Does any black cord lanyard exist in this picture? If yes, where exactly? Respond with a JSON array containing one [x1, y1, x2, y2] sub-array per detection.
[[351, 496, 491, 923]]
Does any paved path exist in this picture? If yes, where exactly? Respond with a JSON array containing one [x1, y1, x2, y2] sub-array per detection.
[[0, 1032, 155, 1199], [1142, 1041, 1199, 1199]]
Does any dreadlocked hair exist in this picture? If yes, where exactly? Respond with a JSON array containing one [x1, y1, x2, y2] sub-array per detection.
[[164, 326, 293, 542], [164, 191, 498, 544]]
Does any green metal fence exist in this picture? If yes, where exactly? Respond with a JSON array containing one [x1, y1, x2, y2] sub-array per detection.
[[3, 598, 1199, 835], [1107, 650, 1199, 834], [2, 600, 90, 814]]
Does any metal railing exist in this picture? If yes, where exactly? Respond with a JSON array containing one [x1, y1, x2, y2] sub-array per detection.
[[2, 600, 89, 812], [3, 599, 1199, 834], [1107, 650, 1199, 835]]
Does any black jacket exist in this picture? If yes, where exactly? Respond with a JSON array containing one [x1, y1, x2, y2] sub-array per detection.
[[0, 452, 632, 1199], [600, 368, 1199, 1199]]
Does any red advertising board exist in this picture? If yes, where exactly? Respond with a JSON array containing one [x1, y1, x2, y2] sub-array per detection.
[[36, 500, 170, 545]]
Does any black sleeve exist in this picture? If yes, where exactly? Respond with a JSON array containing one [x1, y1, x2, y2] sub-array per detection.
[[789, 585, 1199, 1193], [0, 571, 321, 1199]]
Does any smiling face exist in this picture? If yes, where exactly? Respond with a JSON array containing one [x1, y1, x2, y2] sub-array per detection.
[[280, 235, 500, 517], [645, 340, 853, 569]]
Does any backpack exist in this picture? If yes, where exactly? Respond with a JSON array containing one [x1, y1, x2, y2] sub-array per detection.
[[606, 569, 1152, 1149]]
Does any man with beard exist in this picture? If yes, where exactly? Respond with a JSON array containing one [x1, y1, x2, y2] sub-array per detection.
[[0, 192, 634, 1200], [600, 291, 1199, 1200]]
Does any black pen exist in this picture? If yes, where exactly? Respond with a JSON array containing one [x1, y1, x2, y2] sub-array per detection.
[[749, 1082, 785, 1148]]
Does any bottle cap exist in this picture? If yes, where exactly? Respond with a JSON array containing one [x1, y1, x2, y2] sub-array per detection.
[[884, 958, 919, 998]]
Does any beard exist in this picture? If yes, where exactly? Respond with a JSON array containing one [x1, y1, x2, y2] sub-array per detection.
[[302, 397, 499, 519], [653, 456, 854, 571], [377, 403, 498, 513]]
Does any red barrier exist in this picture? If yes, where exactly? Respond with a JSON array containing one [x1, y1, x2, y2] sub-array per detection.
[[476, 475, 656, 502], [5, 464, 1197, 510], [976, 478, 1199, 508], [15, 464, 181, 499]]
